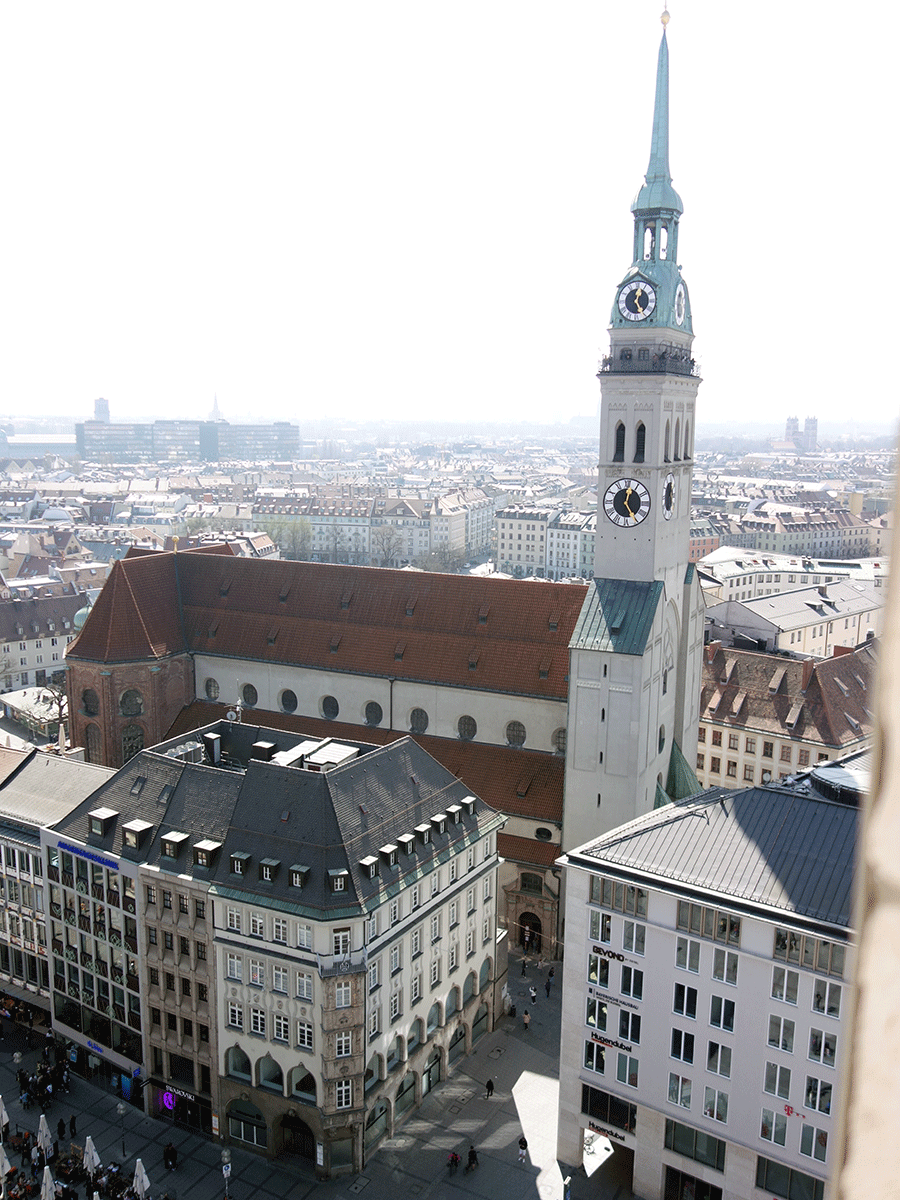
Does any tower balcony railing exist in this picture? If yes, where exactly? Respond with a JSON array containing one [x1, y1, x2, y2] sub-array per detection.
[[317, 948, 368, 977], [598, 350, 700, 378]]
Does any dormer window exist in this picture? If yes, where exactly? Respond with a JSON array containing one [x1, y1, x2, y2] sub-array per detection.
[[88, 807, 118, 838], [193, 839, 221, 868], [328, 869, 349, 893], [122, 819, 152, 851], [231, 852, 251, 876], [359, 855, 378, 880], [161, 831, 189, 859], [379, 844, 398, 869], [397, 834, 415, 857], [461, 796, 476, 817], [415, 823, 431, 847], [431, 814, 447, 837], [290, 865, 310, 889], [446, 805, 462, 825], [259, 858, 280, 882]]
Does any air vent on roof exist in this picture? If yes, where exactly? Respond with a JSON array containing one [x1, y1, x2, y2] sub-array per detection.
[[251, 741, 276, 761], [394, 641, 405, 661], [785, 701, 804, 728], [405, 595, 418, 616], [730, 690, 746, 717], [539, 660, 551, 680], [330, 634, 342, 653], [548, 611, 560, 632], [768, 667, 786, 694], [834, 677, 849, 697], [267, 626, 279, 645], [844, 712, 860, 731], [516, 773, 534, 799], [468, 651, 479, 671], [340, 590, 353, 610], [478, 605, 490, 625], [219, 579, 231, 596], [208, 620, 219, 638]]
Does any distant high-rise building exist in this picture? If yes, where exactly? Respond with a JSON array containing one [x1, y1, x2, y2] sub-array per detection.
[[785, 415, 799, 444], [94, 397, 110, 423], [209, 394, 224, 422], [804, 415, 818, 452]]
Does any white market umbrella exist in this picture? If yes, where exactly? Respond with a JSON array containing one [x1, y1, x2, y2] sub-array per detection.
[[37, 1114, 53, 1156], [83, 1135, 102, 1176], [0, 1144, 12, 1178], [0, 1095, 8, 1129], [133, 1158, 151, 1200], [40, 1165, 56, 1200]]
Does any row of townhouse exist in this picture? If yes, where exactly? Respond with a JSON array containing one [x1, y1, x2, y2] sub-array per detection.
[[697, 547, 887, 605], [709, 506, 875, 560], [0, 593, 82, 691], [495, 507, 597, 579], [557, 760, 859, 1200], [37, 720, 506, 1179]]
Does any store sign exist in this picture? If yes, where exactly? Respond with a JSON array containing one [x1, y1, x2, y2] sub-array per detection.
[[588, 1120, 626, 1144], [590, 1033, 632, 1053], [57, 841, 118, 871], [591, 946, 625, 962]]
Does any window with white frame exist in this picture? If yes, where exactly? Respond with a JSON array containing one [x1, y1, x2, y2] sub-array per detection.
[[272, 966, 288, 993], [808, 1027, 837, 1066], [411, 884, 420, 910], [707, 1041, 732, 1078], [703, 1087, 728, 1123], [482, 916, 491, 943], [227, 907, 241, 932], [369, 1006, 380, 1037], [411, 926, 421, 956], [466, 929, 475, 957], [366, 912, 378, 942], [336, 1031, 352, 1057], [586, 997, 607, 1030], [812, 980, 841, 1019], [584, 1042, 605, 1075], [389, 899, 399, 925], [589, 910, 611, 943], [619, 1011, 641, 1043], [249, 911, 263, 937], [676, 936, 700, 973], [466, 886, 476, 913], [804, 1075, 832, 1115], [449, 941, 458, 971], [335, 981, 351, 1008], [621, 966, 643, 999], [673, 983, 697, 1018], [768, 1014, 795, 1052], [483, 838, 491, 861], [482, 875, 492, 902], [709, 996, 735, 1032], [249, 959, 265, 987], [250, 1008, 265, 1036], [273, 1014, 289, 1042], [226, 953, 242, 981], [297, 1021, 313, 1049], [431, 871, 440, 897], [668, 1073, 691, 1108], [390, 988, 402, 1020], [430, 913, 441, 943], [227, 1002, 243, 1029], [449, 899, 459, 927], [430, 957, 440, 987], [336, 1080, 352, 1109], [411, 973, 421, 1003], [623, 921, 645, 955], [616, 1053, 638, 1088], [296, 971, 313, 1000], [800, 1124, 828, 1162], [297, 923, 312, 950], [390, 943, 401, 974], [368, 959, 380, 991], [273, 918, 287, 944], [712, 949, 738, 985], [760, 1107, 787, 1146], [467, 848, 474, 871], [333, 928, 351, 956], [764, 1061, 791, 1099], [671, 1029, 694, 1063], [772, 966, 799, 1004], [449, 860, 457, 883]]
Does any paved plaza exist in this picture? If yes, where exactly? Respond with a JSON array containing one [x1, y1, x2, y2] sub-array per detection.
[[1, 954, 635, 1200]]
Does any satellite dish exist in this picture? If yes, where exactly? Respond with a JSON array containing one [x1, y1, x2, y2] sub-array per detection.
[[226, 710, 238, 722]]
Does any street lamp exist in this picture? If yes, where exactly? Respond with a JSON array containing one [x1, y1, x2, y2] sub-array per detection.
[[221, 1147, 231, 1200], [116, 1102, 127, 1159]]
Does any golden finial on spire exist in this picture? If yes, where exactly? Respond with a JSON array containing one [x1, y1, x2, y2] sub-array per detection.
[[661, 8, 670, 26]]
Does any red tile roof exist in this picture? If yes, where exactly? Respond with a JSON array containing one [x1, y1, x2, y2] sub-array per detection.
[[498, 833, 562, 868], [165, 701, 564, 824], [71, 552, 586, 698]]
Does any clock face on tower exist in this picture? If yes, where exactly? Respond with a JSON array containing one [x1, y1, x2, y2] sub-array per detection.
[[604, 478, 651, 527], [618, 280, 656, 321], [662, 472, 676, 520], [674, 282, 686, 326]]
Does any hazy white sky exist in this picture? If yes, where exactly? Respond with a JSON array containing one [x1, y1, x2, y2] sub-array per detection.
[[0, 2, 893, 431]]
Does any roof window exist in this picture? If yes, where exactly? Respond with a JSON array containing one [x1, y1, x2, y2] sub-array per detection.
[[88, 807, 118, 838], [231, 852, 251, 875], [290, 865, 310, 889], [161, 831, 189, 858], [122, 819, 153, 851]]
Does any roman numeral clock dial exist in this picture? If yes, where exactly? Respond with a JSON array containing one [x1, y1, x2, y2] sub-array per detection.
[[604, 478, 651, 527], [618, 280, 656, 321]]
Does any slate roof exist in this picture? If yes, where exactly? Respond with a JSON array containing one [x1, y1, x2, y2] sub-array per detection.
[[569, 577, 663, 655], [0, 594, 83, 643], [0, 749, 114, 828], [53, 721, 505, 918], [565, 785, 857, 930], [166, 701, 564, 823], [69, 551, 586, 698]]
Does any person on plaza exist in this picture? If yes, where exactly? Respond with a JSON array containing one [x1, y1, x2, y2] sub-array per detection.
[[529, 985, 537, 1004], [485, 1078, 494, 1099], [68, 1116, 76, 1138], [545, 976, 552, 998], [163, 1142, 177, 1171], [57, 1119, 65, 1143], [30, 1144, 40, 1179], [520, 957, 527, 977], [523, 1008, 531, 1031], [518, 1135, 528, 1163], [465, 1145, 478, 1173]]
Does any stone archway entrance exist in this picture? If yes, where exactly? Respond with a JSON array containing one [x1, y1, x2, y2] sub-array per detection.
[[519, 911, 543, 954], [280, 1112, 315, 1160]]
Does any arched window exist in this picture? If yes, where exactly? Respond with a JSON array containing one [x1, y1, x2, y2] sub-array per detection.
[[82, 688, 100, 717], [664, 420, 671, 463], [458, 715, 476, 741], [613, 422, 626, 462], [684, 420, 691, 459], [121, 724, 143, 763], [204, 678, 219, 702], [552, 728, 566, 754], [280, 689, 298, 713], [386, 1035, 403, 1072], [659, 725, 666, 753], [659, 223, 668, 259], [407, 1018, 423, 1053], [365, 701, 383, 726], [410, 708, 428, 734], [119, 689, 143, 717], [291, 1069, 316, 1103], [520, 872, 543, 894], [643, 226, 654, 260], [674, 419, 681, 461], [426, 1002, 441, 1036], [85, 724, 101, 764], [479, 958, 492, 990], [634, 423, 646, 463], [242, 683, 258, 707], [364, 1054, 382, 1094], [445, 988, 460, 1018], [462, 973, 477, 1004], [506, 720, 526, 747], [226, 1046, 251, 1082], [258, 1055, 283, 1093], [322, 695, 339, 720]]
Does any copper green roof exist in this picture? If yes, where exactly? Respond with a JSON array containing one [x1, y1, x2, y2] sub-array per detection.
[[570, 578, 663, 656], [666, 739, 702, 801], [632, 30, 683, 216]]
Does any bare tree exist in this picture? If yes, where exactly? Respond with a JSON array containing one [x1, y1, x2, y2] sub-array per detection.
[[371, 524, 404, 567]]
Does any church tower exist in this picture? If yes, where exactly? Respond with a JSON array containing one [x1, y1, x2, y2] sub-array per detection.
[[563, 9, 704, 853]]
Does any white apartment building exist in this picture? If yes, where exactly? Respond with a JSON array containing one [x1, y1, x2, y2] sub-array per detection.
[[495, 507, 557, 576], [546, 512, 596, 580], [557, 770, 856, 1200], [0, 593, 81, 691], [697, 548, 887, 605]]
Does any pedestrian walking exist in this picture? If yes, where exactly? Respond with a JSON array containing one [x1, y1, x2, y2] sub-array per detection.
[[545, 977, 552, 998], [523, 1009, 531, 1031], [485, 1078, 494, 1099], [68, 1116, 76, 1138], [518, 1135, 528, 1163], [465, 1146, 479, 1173], [529, 985, 537, 1004], [57, 1119, 65, 1142], [548, 966, 555, 981], [521, 957, 528, 977]]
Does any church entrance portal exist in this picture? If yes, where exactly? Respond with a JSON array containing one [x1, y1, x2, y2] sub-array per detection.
[[519, 913, 542, 954]]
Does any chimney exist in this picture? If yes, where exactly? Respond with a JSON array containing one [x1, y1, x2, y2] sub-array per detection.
[[705, 640, 722, 664], [801, 659, 815, 693]]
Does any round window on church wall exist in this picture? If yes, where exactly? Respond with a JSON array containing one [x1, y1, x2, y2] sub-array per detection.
[[242, 684, 258, 708], [119, 689, 143, 717], [82, 688, 100, 717], [205, 678, 220, 702], [280, 689, 298, 714], [535, 828, 552, 842], [506, 720, 526, 747], [458, 715, 476, 741], [365, 702, 383, 726], [410, 708, 428, 734], [322, 696, 339, 720]]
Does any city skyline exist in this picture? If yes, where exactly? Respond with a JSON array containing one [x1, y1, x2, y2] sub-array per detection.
[[1, 2, 893, 430]]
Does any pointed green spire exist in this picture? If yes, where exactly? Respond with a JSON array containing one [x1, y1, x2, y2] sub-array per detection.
[[632, 22, 683, 216]]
